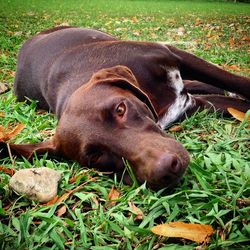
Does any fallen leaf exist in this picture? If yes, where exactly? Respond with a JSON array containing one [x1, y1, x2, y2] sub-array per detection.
[[7, 70, 15, 77], [91, 196, 99, 207], [195, 246, 203, 250], [151, 222, 214, 243], [36, 110, 49, 115], [33, 221, 41, 225], [128, 201, 143, 221], [0, 112, 5, 117], [0, 166, 15, 176], [6, 124, 25, 139], [57, 178, 96, 204], [223, 64, 241, 71], [72, 201, 81, 210], [0, 82, 9, 94], [40, 129, 54, 137], [241, 37, 250, 41], [227, 107, 250, 122], [0, 124, 25, 142], [131, 16, 139, 23], [57, 191, 72, 203], [3, 203, 12, 210], [206, 30, 212, 38], [42, 180, 93, 206], [194, 18, 202, 26], [169, 125, 183, 132], [56, 205, 67, 217], [42, 195, 58, 206], [236, 198, 250, 208], [65, 241, 73, 246], [133, 31, 140, 36], [107, 186, 120, 206], [69, 173, 85, 184], [229, 37, 235, 48]]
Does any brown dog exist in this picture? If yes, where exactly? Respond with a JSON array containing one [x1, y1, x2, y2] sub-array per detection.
[[1, 27, 250, 190]]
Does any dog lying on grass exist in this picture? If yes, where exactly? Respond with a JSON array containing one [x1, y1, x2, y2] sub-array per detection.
[[1, 26, 249, 190]]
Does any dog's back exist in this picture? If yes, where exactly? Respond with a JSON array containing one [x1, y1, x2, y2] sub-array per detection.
[[14, 27, 180, 117], [14, 27, 115, 110], [14, 26, 250, 121]]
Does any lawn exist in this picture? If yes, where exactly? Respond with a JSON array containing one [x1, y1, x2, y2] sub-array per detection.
[[0, 0, 250, 249]]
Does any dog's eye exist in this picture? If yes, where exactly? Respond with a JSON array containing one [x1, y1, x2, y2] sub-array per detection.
[[115, 102, 126, 116]]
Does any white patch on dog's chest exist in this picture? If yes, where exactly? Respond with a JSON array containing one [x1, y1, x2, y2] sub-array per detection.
[[157, 68, 194, 129], [168, 69, 184, 93]]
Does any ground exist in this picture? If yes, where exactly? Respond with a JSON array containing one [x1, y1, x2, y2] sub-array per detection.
[[0, 1, 249, 249]]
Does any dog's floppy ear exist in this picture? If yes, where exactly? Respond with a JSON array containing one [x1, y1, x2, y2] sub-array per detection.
[[91, 65, 158, 121], [0, 139, 58, 160]]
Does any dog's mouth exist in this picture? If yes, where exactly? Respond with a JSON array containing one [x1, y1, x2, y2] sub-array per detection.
[[83, 135, 189, 191], [84, 146, 125, 172]]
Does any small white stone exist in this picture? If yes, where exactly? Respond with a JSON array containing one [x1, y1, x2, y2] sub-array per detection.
[[9, 167, 61, 203]]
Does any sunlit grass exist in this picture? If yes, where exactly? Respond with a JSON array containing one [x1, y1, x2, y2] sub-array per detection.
[[0, 1, 249, 249]]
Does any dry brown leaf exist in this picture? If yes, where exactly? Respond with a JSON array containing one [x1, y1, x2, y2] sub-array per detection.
[[241, 37, 250, 41], [0, 112, 5, 117], [91, 196, 99, 207], [65, 241, 73, 246], [69, 175, 78, 184], [56, 205, 67, 217], [229, 37, 235, 48], [3, 203, 12, 211], [236, 198, 250, 208], [194, 18, 202, 26], [6, 124, 25, 139], [228, 65, 241, 71], [33, 221, 41, 225], [128, 201, 143, 221], [227, 107, 250, 122], [223, 64, 241, 72], [0, 82, 9, 94], [206, 30, 212, 38], [133, 31, 140, 36], [0, 165, 15, 176], [151, 222, 214, 243], [42, 182, 86, 206], [57, 179, 95, 204], [107, 186, 120, 206], [169, 125, 183, 132], [42, 195, 59, 206], [41, 178, 94, 206], [57, 191, 73, 203], [36, 110, 49, 115], [69, 173, 85, 184], [131, 16, 139, 23], [0, 124, 25, 142], [7, 70, 15, 77]]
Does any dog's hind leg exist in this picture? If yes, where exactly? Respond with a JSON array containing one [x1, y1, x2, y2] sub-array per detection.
[[166, 45, 250, 100]]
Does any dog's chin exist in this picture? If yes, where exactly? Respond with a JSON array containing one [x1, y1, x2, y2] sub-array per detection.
[[148, 176, 183, 192], [117, 170, 184, 192]]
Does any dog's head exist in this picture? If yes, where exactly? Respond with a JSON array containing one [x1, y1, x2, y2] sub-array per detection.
[[2, 66, 189, 190]]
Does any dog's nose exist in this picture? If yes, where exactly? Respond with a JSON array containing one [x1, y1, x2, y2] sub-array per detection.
[[156, 154, 182, 175], [148, 153, 185, 189]]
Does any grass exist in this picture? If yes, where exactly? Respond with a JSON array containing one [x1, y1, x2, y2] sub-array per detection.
[[0, 0, 250, 249]]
